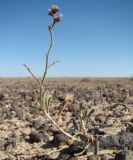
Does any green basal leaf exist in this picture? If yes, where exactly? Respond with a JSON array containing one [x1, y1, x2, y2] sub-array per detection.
[[83, 109, 88, 119], [85, 109, 95, 128], [42, 91, 52, 112], [72, 118, 81, 132], [87, 109, 95, 118]]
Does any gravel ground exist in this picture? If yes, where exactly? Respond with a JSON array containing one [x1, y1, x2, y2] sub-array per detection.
[[0, 77, 133, 160]]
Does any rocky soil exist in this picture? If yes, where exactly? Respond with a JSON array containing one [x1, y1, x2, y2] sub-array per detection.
[[0, 77, 133, 160]]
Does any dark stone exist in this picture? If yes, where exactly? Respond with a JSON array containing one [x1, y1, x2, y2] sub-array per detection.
[[99, 132, 133, 149], [118, 132, 133, 148], [32, 154, 52, 160], [114, 151, 133, 160], [89, 127, 106, 136], [99, 135, 120, 148], [27, 131, 42, 143], [58, 96, 65, 103], [52, 131, 69, 146], [56, 153, 70, 160], [0, 93, 5, 101], [126, 123, 133, 133], [60, 140, 88, 156]]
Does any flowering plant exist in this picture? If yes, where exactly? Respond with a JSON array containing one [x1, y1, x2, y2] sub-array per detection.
[[23, 5, 78, 141], [48, 5, 63, 30]]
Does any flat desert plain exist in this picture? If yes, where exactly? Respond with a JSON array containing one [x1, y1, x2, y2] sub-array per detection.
[[0, 78, 133, 160]]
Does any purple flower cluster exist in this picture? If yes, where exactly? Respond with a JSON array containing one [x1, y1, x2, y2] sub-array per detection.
[[48, 5, 63, 29]]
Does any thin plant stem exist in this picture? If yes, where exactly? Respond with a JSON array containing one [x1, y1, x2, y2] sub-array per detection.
[[43, 110, 79, 141], [41, 28, 53, 86]]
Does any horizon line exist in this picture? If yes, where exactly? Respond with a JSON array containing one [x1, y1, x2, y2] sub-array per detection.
[[0, 76, 132, 79]]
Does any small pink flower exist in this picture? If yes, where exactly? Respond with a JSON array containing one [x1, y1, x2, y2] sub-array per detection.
[[54, 14, 63, 24], [48, 5, 60, 16]]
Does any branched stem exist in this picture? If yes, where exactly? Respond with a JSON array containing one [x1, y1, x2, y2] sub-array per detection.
[[48, 60, 59, 69], [23, 64, 42, 105], [23, 64, 41, 86]]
